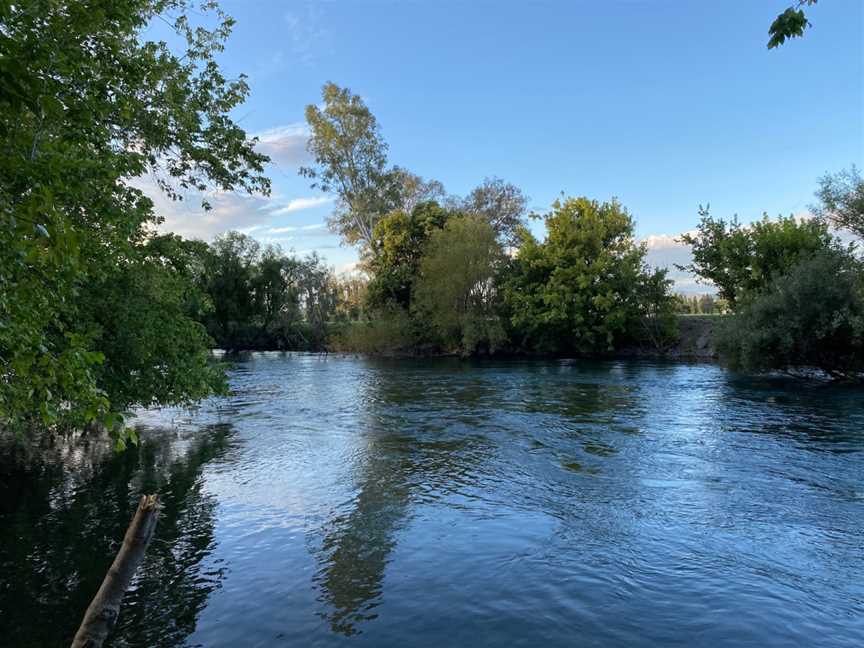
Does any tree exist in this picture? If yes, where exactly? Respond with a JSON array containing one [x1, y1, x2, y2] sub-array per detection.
[[413, 217, 507, 353], [201, 232, 262, 350], [80, 235, 227, 414], [365, 201, 454, 309], [460, 177, 528, 246], [300, 83, 401, 253], [501, 197, 671, 353], [716, 247, 864, 380], [334, 275, 368, 321], [768, 1, 818, 49], [295, 252, 339, 348], [392, 168, 448, 215], [0, 0, 268, 438], [632, 268, 678, 350], [813, 166, 864, 240], [678, 209, 834, 308]]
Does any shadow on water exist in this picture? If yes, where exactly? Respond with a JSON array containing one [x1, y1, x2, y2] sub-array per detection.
[[0, 423, 236, 648]]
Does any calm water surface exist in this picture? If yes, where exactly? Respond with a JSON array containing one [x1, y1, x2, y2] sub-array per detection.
[[1, 355, 863, 647]]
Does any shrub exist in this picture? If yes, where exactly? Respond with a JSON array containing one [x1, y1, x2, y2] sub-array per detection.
[[716, 248, 864, 379], [330, 308, 417, 354]]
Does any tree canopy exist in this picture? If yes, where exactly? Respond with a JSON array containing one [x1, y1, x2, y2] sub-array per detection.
[[678, 210, 835, 308], [198, 232, 341, 351], [300, 83, 401, 254], [502, 197, 675, 353], [814, 166, 864, 240], [459, 177, 529, 246], [365, 201, 454, 310], [0, 0, 268, 439], [413, 217, 507, 354]]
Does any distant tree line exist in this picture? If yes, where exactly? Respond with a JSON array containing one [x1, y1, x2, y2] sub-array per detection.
[[674, 294, 728, 315], [189, 231, 361, 351]]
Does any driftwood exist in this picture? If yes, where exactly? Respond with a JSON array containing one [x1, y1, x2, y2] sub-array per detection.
[[70, 494, 160, 648]]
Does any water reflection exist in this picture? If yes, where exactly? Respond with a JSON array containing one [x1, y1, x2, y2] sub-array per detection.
[[309, 364, 491, 636], [0, 424, 235, 648], [2, 356, 863, 648]]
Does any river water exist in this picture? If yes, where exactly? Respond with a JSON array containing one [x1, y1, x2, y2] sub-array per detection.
[[1, 354, 862, 647]]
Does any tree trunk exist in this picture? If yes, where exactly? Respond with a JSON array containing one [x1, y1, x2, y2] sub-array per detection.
[[70, 494, 160, 648]]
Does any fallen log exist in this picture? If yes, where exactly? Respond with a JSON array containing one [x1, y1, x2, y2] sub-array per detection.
[[70, 494, 160, 648]]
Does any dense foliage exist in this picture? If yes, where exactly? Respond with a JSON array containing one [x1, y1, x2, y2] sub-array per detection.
[[682, 182, 864, 379], [198, 232, 344, 351], [678, 209, 834, 308], [295, 84, 680, 357], [501, 197, 677, 354], [716, 248, 864, 380], [365, 201, 454, 310], [0, 0, 268, 439], [414, 217, 507, 353]]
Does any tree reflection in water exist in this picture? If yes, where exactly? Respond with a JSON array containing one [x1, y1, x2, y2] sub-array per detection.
[[308, 364, 491, 637], [0, 423, 235, 648]]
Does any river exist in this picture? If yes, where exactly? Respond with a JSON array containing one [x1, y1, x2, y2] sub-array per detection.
[[1, 354, 862, 647]]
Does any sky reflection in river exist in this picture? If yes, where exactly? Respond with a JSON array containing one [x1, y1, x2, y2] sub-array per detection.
[[1, 355, 862, 647]]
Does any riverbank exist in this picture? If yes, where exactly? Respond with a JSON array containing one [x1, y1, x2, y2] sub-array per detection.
[[215, 315, 722, 361], [620, 315, 718, 360]]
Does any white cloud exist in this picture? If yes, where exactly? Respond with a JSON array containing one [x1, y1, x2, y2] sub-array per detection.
[[268, 223, 327, 234], [133, 175, 271, 240], [642, 231, 695, 250], [640, 231, 715, 295], [254, 123, 310, 168], [269, 196, 332, 215]]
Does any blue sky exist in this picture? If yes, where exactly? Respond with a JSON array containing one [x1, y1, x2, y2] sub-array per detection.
[[152, 0, 864, 288]]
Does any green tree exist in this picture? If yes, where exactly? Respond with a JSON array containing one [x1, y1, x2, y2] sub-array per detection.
[[632, 268, 678, 350], [813, 166, 864, 240], [300, 83, 401, 254], [502, 197, 670, 353], [678, 209, 834, 308], [296, 252, 339, 348], [0, 0, 268, 437], [699, 294, 717, 315], [716, 248, 864, 380], [365, 201, 453, 309], [80, 235, 227, 414], [413, 217, 507, 354], [201, 232, 261, 350], [768, 1, 818, 49]]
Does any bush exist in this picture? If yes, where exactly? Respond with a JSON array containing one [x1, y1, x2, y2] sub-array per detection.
[[716, 248, 864, 379], [329, 308, 417, 354]]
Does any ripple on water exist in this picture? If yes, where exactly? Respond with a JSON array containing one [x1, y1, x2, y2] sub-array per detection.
[[1, 355, 862, 647]]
